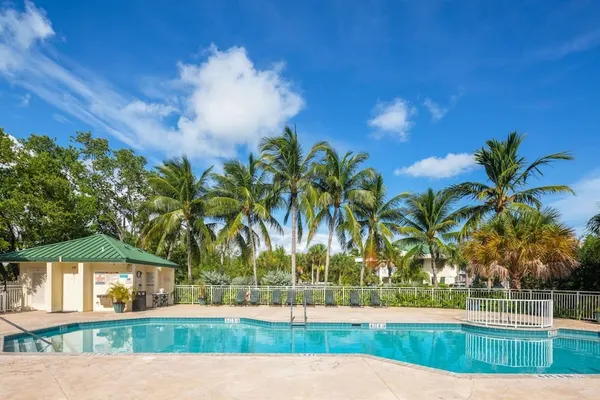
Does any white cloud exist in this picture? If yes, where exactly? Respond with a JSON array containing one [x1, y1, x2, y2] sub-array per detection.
[[19, 92, 30, 106], [52, 113, 70, 123], [551, 174, 600, 234], [0, 3, 303, 159], [368, 98, 416, 141], [396, 153, 477, 178], [534, 29, 600, 61], [422, 98, 447, 122], [265, 225, 342, 254]]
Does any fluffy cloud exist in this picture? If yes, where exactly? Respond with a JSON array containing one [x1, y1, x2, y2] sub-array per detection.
[[19, 93, 30, 106], [551, 174, 600, 234], [265, 225, 342, 254], [368, 98, 416, 141], [395, 153, 477, 178], [0, 3, 303, 159], [423, 98, 447, 122]]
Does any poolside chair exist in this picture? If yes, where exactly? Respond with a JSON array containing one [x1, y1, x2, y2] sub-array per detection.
[[212, 288, 224, 305], [235, 289, 246, 305], [272, 289, 282, 306], [286, 289, 296, 306], [250, 289, 260, 305], [370, 290, 381, 307], [350, 290, 360, 307], [304, 290, 314, 306], [325, 289, 335, 306]]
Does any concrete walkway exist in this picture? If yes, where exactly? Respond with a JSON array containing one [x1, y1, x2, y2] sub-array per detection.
[[1, 306, 599, 399]]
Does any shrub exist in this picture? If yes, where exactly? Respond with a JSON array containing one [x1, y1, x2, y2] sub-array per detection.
[[105, 283, 132, 303], [231, 276, 254, 286], [201, 271, 230, 286], [261, 270, 292, 286]]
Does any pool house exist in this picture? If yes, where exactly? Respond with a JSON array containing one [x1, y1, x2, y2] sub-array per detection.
[[0, 234, 177, 312]]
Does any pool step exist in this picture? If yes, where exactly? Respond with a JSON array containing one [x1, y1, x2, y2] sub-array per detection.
[[291, 322, 306, 328]]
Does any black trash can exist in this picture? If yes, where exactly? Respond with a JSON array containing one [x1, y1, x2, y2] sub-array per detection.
[[133, 291, 147, 312]]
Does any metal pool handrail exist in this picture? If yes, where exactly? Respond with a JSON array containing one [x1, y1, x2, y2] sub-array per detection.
[[0, 316, 54, 351], [465, 297, 553, 328]]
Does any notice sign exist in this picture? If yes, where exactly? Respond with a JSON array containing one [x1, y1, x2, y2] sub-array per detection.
[[118, 273, 133, 286], [146, 273, 155, 287], [95, 273, 106, 285]]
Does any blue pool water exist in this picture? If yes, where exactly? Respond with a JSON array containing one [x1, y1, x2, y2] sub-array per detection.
[[4, 318, 600, 374]]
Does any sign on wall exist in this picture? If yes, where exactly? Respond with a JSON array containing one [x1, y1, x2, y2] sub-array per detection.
[[146, 272, 155, 287]]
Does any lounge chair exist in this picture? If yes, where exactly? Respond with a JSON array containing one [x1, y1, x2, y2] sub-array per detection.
[[304, 290, 314, 306], [212, 288, 224, 305], [370, 291, 381, 307], [325, 290, 335, 306], [250, 289, 260, 305], [235, 289, 246, 305], [272, 289, 282, 305], [350, 290, 360, 307], [286, 289, 296, 306]]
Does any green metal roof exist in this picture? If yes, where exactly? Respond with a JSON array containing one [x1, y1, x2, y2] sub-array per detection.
[[0, 234, 177, 268]]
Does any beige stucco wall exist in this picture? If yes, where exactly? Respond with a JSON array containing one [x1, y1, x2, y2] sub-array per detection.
[[422, 259, 458, 285], [18, 261, 174, 312]]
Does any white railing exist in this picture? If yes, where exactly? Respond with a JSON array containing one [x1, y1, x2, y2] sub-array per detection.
[[466, 333, 553, 367], [0, 284, 25, 312], [173, 285, 600, 320], [465, 297, 553, 328]]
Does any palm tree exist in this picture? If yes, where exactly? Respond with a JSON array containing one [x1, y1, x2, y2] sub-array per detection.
[[448, 131, 573, 234], [308, 148, 374, 284], [260, 126, 327, 287], [145, 157, 214, 283], [587, 205, 600, 236], [396, 188, 463, 287], [209, 154, 283, 287], [462, 208, 579, 289], [306, 244, 326, 283], [348, 174, 406, 286]]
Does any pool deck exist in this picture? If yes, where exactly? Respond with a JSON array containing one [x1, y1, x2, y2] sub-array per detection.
[[1, 305, 600, 399]]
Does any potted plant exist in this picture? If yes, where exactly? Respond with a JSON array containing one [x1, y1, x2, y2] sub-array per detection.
[[105, 282, 132, 313]]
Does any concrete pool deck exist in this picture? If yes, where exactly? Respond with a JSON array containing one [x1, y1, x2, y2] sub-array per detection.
[[1, 305, 600, 399]]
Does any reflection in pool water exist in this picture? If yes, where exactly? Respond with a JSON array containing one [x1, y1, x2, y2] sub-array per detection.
[[5, 319, 600, 374]]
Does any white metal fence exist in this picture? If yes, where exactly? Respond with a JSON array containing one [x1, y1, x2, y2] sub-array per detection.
[[465, 297, 553, 328], [0, 284, 25, 312], [173, 285, 600, 321]]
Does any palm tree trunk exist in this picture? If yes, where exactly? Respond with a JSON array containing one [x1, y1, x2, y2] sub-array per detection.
[[248, 214, 258, 287], [324, 207, 338, 285], [291, 198, 297, 288], [311, 264, 314, 284], [430, 250, 438, 287], [316, 266, 320, 283], [186, 222, 193, 284], [360, 261, 365, 287]]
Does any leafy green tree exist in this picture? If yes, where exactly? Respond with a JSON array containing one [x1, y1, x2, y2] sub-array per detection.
[[74, 132, 150, 244], [349, 174, 405, 286], [396, 188, 463, 286], [145, 157, 215, 283], [209, 154, 282, 286], [308, 148, 374, 284], [448, 131, 573, 235], [260, 126, 327, 287], [587, 206, 600, 236], [306, 244, 327, 283]]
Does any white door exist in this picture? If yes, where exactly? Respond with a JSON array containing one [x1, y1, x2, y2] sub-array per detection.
[[62, 270, 80, 311], [31, 270, 46, 310]]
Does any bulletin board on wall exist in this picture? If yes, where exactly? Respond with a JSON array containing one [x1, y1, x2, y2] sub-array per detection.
[[93, 272, 133, 309]]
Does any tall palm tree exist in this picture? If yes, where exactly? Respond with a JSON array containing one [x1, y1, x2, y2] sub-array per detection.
[[209, 154, 283, 287], [587, 205, 600, 236], [306, 244, 326, 283], [448, 131, 573, 234], [260, 126, 327, 287], [462, 208, 579, 289], [348, 174, 406, 286], [308, 148, 374, 284], [396, 188, 463, 287], [145, 157, 214, 283]]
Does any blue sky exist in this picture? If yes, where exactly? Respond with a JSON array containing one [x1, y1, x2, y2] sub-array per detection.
[[1, 0, 599, 248]]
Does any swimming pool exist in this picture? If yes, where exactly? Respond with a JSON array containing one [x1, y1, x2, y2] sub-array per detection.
[[4, 318, 600, 374]]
